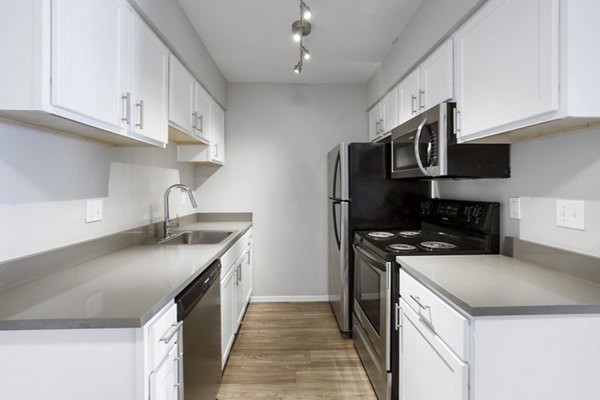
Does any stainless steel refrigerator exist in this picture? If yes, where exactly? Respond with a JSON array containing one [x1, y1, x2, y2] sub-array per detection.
[[327, 143, 428, 334]]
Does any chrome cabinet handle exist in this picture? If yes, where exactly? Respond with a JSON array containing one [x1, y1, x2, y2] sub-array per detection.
[[411, 94, 417, 114], [453, 108, 461, 135], [375, 120, 380, 134], [160, 321, 183, 344], [192, 111, 198, 130], [135, 100, 144, 129], [198, 114, 203, 133], [413, 118, 429, 175], [215, 143, 219, 158], [418, 89, 425, 110], [121, 93, 131, 124], [395, 302, 401, 331], [409, 294, 430, 310]]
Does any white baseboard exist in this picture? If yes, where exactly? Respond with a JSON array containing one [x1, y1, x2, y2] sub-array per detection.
[[250, 295, 330, 303]]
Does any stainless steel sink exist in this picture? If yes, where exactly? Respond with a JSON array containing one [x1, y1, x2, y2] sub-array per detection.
[[158, 230, 233, 245]]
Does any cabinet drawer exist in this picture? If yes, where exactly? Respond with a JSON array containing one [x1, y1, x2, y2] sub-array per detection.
[[220, 227, 253, 278], [147, 302, 180, 369], [400, 269, 469, 360]]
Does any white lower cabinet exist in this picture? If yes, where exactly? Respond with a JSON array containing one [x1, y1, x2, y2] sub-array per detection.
[[220, 228, 253, 368], [400, 299, 468, 400], [0, 301, 181, 400], [220, 261, 236, 369], [399, 269, 600, 400]]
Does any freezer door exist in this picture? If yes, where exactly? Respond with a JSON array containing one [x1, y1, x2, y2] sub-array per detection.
[[328, 144, 349, 200], [328, 199, 350, 333]]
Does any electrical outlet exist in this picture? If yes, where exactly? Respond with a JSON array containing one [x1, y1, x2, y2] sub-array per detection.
[[509, 197, 521, 219], [556, 199, 585, 230], [85, 199, 103, 223]]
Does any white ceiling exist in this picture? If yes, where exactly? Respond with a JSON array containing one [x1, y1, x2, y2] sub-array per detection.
[[177, 0, 425, 84]]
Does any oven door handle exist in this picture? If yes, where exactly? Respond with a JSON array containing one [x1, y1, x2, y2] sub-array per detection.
[[413, 117, 429, 176], [353, 244, 387, 271]]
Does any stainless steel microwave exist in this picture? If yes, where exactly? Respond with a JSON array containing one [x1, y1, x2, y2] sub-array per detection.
[[390, 102, 511, 179]]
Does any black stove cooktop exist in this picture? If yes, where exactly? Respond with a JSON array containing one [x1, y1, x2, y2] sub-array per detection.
[[354, 199, 501, 261]]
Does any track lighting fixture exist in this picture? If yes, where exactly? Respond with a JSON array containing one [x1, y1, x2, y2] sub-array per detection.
[[291, 0, 313, 74]]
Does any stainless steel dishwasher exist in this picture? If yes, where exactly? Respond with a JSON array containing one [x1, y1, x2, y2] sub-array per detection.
[[175, 260, 222, 400]]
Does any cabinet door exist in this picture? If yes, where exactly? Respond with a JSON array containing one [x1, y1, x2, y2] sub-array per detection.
[[168, 55, 195, 137], [130, 11, 169, 144], [368, 103, 383, 141], [210, 103, 225, 164], [454, 0, 559, 142], [149, 346, 179, 400], [400, 301, 468, 400], [51, 0, 125, 128], [382, 87, 399, 133], [419, 40, 453, 112], [398, 69, 420, 124], [194, 83, 212, 142], [221, 268, 236, 369], [234, 263, 245, 330], [242, 248, 253, 304]]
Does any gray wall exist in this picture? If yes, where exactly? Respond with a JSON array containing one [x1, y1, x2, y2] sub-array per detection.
[[193, 83, 367, 300], [366, 0, 483, 108], [0, 120, 196, 262], [438, 127, 600, 257]]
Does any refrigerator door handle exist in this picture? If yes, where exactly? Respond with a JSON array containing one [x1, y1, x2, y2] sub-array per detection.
[[332, 200, 341, 250], [331, 152, 341, 200]]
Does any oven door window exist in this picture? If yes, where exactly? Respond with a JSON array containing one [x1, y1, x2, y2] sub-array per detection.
[[356, 251, 384, 335]]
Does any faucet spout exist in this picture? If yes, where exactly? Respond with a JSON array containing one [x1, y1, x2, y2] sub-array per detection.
[[163, 184, 197, 239]]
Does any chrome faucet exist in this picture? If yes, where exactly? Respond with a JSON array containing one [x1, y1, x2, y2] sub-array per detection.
[[163, 184, 198, 239]]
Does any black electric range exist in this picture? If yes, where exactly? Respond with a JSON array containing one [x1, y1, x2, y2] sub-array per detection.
[[352, 198, 500, 400], [355, 198, 501, 260]]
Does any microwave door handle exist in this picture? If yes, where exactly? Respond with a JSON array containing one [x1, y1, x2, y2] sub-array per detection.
[[414, 118, 429, 175]]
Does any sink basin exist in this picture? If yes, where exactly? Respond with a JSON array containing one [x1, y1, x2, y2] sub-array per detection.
[[159, 230, 233, 245]]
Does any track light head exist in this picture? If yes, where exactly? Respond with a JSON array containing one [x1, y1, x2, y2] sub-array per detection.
[[301, 1, 312, 20], [292, 20, 311, 42], [302, 46, 311, 60]]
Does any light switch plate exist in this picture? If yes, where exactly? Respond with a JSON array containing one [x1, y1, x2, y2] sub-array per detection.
[[556, 199, 585, 230], [86, 199, 103, 223], [509, 197, 521, 219]]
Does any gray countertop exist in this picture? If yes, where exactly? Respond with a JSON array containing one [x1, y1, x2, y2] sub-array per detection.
[[0, 219, 252, 330], [397, 254, 600, 317]]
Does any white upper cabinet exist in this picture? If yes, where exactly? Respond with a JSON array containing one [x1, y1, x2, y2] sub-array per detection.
[[453, 0, 600, 143], [367, 88, 397, 142], [209, 103, 225, 164], [168, 55, 196, 139], [368, 102, 384, 141], [176, 99, 226, 165], [398, 69, 421, 124], [128, 11, 169, 145], [381, 87, 399, 133], [51, 0, 125, 130], [453, 0, 559, 142], [194, 82, 212, 141], [0, 0, 170, 147], [398, 40, 454, 126], [168, 55, 212, 144], [419, 40, 454, 113]]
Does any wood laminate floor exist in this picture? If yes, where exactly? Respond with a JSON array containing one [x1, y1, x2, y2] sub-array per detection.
[[217, 302, 377, 400]]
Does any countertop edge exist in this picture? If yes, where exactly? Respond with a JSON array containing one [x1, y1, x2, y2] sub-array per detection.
[[399, 260, 600, 318], [0, 221, 253, 331]]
